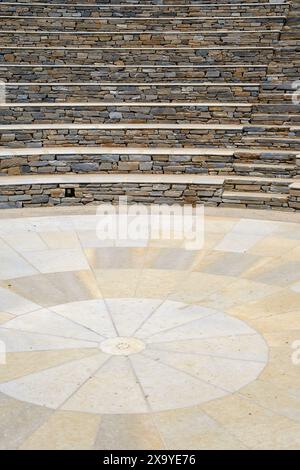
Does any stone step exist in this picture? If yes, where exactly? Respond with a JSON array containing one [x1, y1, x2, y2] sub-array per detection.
[[0, 30, 281, 47], [3, 82, 261, 103], [272, 45, 300, 64], [2, 100, 299, 117], [1, 146, 297, 158], [1, 146, 298, 177], [0, 46, 274, 66], [1, 123, 299, 148], [0, 2, 289, 18], [232, 162, 298, 177], [17, 0, 282, 4], [0, 64, 268, 83], [0, 15, 286, 32], [0, 173, 296, 210], [1, 102, 300, 125], [268, 61, 300, 81], [252, 113, 300, 125], [0, 102, 254, 125], [222, 190, 288, 202], [243, 136, 300, 149], [257, 93, 293, 103]]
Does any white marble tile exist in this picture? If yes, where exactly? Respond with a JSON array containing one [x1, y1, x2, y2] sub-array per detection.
[[214, 233, 263, 253], [136, 300, 216, 339], [202, 252, 260, 277], [291, 282, 300, 293], [22, 249, 89, 274], [51, 299, 117, 338], [77, 230, 107, 248], [0, 286, 40, 315], [145, 312, 255, 344], [106, 298, 161, 337], [2, 232, 48, 253], [4, 309, 104, 342], [149, 334, 268, 363], [143, 349, 266, 393], [231, 219, 279, 236], [0, 238, 13, 251], [0, 247, 37, 280], [63, 356, 148, 414], [0, 353, 105, 408], [0, 328, 99, 353], [130, 354, 226, 412]]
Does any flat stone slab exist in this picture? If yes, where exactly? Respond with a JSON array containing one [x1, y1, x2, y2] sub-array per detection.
[[0, 123, 244, 130], [0, 101, 253, 108], [0, 146, 235, 157], [223, 190, 288, 200], [4, 81, 261, 86], [0, 173, 226, 186], [0, 29, 281, 34], [0, 173, 297, 186]]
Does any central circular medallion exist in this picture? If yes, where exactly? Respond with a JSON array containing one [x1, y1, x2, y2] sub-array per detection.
[[0, 298, 268, 414], [100, 336, 146, 356]]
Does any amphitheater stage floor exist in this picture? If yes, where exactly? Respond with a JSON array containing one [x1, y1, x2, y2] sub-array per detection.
[[0, 205, 300, 450]]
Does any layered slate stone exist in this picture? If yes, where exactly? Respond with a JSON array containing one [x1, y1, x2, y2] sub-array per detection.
[[0, 0, 299, 211]]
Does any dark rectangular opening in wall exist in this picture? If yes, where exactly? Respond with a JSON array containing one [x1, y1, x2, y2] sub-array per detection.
[[65, 188, 75, 198]]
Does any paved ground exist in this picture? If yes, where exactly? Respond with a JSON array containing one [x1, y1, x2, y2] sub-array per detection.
[[0, 206, 300, 450]]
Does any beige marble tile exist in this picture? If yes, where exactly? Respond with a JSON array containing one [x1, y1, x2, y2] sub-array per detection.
[[85, 247, 146, 270], [201, 394, 300, 449], [142, 248, 197, 271], [199, 252, 260, 277], [40, 231, 81, 250], [243, 258, 300, 287], [248, 236, 300, 257], [200, 278, 279, 311], [136, 269, 187, 299], [228, 289, 300, 320], [201, 231, 228, 251], [168, 271, 234, 304], [0, 312, 13, 325], [94, 269, 140, 298], [0, 270, 102, 307], [0, 349, 99, 384], [154, 407, 247, 450], [239, 379, 300, 423], [0, 393, 52, 450], [94, 414, 165, 450], [204, 216, 239, 234], [19, 411, 101, 450]]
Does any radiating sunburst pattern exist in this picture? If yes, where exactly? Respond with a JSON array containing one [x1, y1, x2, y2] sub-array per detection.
[[0, 298, 268, 414], [0, 207, 300, 449]]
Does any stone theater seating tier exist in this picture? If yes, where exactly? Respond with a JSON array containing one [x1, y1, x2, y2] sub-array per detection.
[[0, 0, 299, 212]]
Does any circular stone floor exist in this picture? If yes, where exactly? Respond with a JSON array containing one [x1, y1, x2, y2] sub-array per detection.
[[0, 206, 300, 450]]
